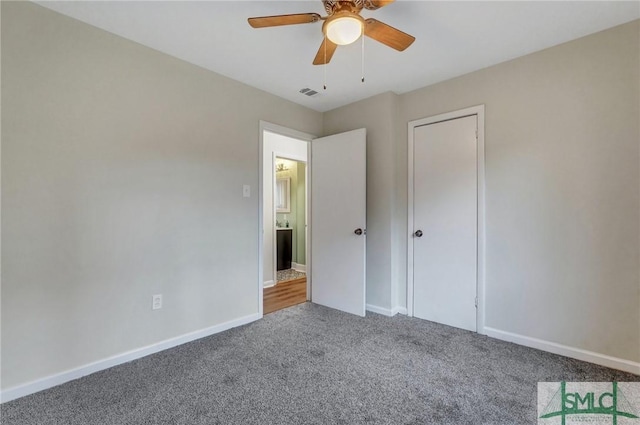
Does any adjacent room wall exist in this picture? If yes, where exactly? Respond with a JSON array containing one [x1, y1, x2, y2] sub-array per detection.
[[1, 2, 322, 391], [295, 162, 306, 267], [262, 132, 309, 286], [276, 159, 298, 262], [273, 160, 307, 269], [397, 20, 640, 363]]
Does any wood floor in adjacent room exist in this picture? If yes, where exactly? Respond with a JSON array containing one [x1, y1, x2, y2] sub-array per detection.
[[263, 277, 307, 314]]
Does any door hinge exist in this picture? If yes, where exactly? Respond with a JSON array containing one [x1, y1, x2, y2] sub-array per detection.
[[475, 297, 478, 308]]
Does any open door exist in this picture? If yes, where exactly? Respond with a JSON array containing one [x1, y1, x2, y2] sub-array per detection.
[[311, 128, 366, 316]]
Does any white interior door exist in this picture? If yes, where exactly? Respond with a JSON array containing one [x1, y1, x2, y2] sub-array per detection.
[[413, 116, 477, 331], [311, 128, 366, 316]]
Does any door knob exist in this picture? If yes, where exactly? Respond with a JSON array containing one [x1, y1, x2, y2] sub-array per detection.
[[354, 228, 364, 235], [414, 230, 423, 237]]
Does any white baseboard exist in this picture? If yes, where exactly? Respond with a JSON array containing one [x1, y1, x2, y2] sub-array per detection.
[[393, 306, 408, 316], [366, 304, 408, 317], [484, 327, 640, 375], [263, 280, 275, 288], [1, 313, 261, 403], [292, 263, 306, 273], [366, 304, 395, 317]]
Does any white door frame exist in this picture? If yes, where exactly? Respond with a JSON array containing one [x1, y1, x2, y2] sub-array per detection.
[[406, 105, 486, 334], [258, 121, 315, 317]]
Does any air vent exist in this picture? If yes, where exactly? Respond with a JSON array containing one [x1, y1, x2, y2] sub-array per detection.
[[299, 88, 320, 98]]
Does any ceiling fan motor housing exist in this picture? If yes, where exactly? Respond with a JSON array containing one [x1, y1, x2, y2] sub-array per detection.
[[323, 0, 388, 15]]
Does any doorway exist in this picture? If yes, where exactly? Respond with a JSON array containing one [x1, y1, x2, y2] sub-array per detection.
[[274, 158, 307, 282], [261, 129, 310, 315], [407, 105, 486, 333], [264, 157, 308, 314], [258, 122, 368, 318]]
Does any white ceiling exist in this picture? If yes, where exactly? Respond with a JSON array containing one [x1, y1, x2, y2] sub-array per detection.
[[36, 1, 639, 112]]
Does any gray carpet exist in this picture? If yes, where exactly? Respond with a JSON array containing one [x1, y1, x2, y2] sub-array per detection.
[[2, 303, 638, 424]]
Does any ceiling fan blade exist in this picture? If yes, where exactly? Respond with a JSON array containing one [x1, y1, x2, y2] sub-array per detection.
[[313, 38, 338, 65], [248, 13, 321, 28], [364, 18, 415, 51], [363, 0, 395, 10]]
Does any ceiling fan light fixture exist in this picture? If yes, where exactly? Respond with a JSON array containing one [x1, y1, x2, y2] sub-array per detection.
[[325, 15, 363, 45]]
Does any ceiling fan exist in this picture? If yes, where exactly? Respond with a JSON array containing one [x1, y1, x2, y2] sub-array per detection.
[[248, 0, 415, 65]]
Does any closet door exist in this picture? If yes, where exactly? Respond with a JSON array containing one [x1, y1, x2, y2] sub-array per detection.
[[412, 116, 477, 332]]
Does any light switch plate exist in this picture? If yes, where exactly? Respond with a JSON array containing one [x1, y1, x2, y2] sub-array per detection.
[[243, 184, 251, 198], [152, 294, 162, 310]]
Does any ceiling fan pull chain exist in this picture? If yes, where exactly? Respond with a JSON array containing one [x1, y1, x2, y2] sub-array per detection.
[[361, 33, 365, 83]]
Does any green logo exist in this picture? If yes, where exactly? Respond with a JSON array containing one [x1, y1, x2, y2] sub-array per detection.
[[538, 382, 639, 425]]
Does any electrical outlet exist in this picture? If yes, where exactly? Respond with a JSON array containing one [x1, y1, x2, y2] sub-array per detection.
[[152, 294, 162, 310]]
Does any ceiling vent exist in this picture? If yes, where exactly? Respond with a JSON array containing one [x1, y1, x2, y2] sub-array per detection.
[[299, 88, 321, 98]]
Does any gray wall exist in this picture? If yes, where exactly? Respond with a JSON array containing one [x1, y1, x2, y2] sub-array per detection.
[[396, 20, 639, 361], [1, 2, 322, 390]]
